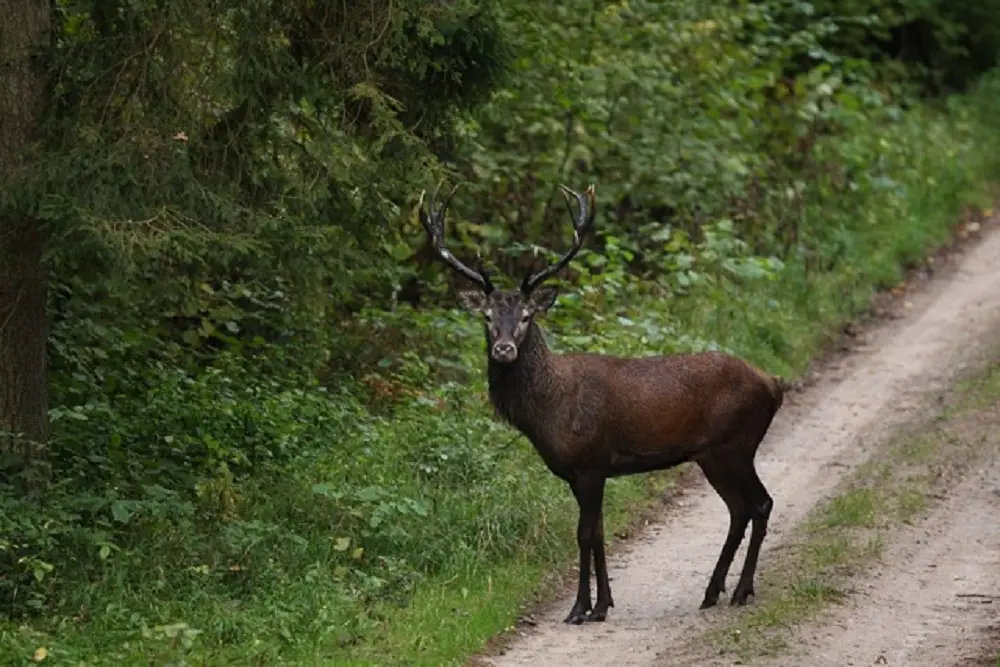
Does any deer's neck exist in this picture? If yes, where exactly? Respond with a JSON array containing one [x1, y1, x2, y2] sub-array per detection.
[[486, 322, 559, 440]]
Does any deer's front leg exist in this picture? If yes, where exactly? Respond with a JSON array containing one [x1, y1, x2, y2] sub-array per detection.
[[590, 500, 613, 622], [564, 475, 604, 624]]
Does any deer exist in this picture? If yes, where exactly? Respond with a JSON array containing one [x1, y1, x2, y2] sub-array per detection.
[[416, 182, 786, 625]]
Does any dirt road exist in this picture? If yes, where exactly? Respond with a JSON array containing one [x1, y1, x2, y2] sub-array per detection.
[[746, 455, 1000, 667], [478, 219, 1000, 667]]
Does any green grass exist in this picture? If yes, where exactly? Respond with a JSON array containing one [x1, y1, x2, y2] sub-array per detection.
[[5, 77, 1000, 667], [812, 487, 880, 529], [332, 473, 680, 667], [702, 353, 1000, 662], [1, 486, 679, 667]]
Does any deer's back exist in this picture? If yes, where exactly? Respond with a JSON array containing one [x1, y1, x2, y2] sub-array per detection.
[[557, 349, 782, 457]]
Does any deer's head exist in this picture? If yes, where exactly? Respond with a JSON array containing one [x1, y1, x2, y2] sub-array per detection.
[[418, 183, 596, 363]]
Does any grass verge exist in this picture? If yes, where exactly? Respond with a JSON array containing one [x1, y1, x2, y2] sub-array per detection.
[[699, 349, 1000, 662]]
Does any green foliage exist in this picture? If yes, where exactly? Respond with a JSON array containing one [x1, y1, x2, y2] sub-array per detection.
[[26, 0, 511, 348], [742, 0, 1000, 92], [4, 0, 1000, 664]]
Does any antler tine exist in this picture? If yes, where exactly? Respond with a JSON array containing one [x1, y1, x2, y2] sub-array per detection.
[[417, 182, 495, 294], [521, 184, 596, 294], [475, 256, 494, 290]]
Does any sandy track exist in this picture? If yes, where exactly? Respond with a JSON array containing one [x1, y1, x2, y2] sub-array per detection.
[[753, 452, 1000, 667], [480, 221, 1000, 667]]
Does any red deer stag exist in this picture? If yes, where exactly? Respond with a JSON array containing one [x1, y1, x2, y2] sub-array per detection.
[[417, 183, 786, 625]]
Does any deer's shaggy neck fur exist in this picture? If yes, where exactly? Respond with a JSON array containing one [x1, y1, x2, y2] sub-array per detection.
[[486, 322, 560, 447]]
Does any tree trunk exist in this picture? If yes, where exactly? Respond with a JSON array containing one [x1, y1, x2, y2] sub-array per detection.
[[0, 0, 52, 475]]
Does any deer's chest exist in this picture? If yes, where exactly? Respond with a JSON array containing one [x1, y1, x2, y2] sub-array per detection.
[[515, 410, 606, 477]]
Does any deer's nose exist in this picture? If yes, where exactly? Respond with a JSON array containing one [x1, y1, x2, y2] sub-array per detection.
[[492, 341, 518, 363]]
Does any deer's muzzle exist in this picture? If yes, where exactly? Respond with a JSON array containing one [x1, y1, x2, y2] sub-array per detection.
[[491, 340, 518, 363]]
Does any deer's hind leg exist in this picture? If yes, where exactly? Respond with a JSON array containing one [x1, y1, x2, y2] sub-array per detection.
[[730, 461, 772, 606], [697, 458, 752, 609]]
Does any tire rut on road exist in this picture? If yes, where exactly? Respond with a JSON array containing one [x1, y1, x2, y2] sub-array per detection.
[[746, 452, 1000, 667]]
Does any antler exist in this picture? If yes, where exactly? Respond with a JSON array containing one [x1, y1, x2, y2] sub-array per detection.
[[418, 182, 495, 294], [520, 184, 596, 295]]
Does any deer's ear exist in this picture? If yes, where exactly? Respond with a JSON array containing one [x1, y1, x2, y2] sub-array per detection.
[[528, 286, 558, 314], [458, 290, 487, 312]]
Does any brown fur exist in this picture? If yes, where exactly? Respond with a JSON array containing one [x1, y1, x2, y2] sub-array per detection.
[[483, 318, 784, 624], [489, 324, 783, 480]]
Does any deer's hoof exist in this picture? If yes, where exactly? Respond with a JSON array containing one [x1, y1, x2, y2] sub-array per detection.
[[700, 587, 724, 609], [563, 601, 592, 625], [730, 585, 755, 606], [586, 607, 609, 622]]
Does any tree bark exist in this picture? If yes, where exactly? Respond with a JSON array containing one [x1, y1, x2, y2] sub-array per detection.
[[0, 0, 52, 475]]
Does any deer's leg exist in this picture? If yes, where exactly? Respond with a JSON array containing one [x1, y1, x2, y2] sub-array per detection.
[[589, 482, 613, 622], [564, 475, 603, 624], [697, 459, 751, 610], [731, 463, 772, 606]]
